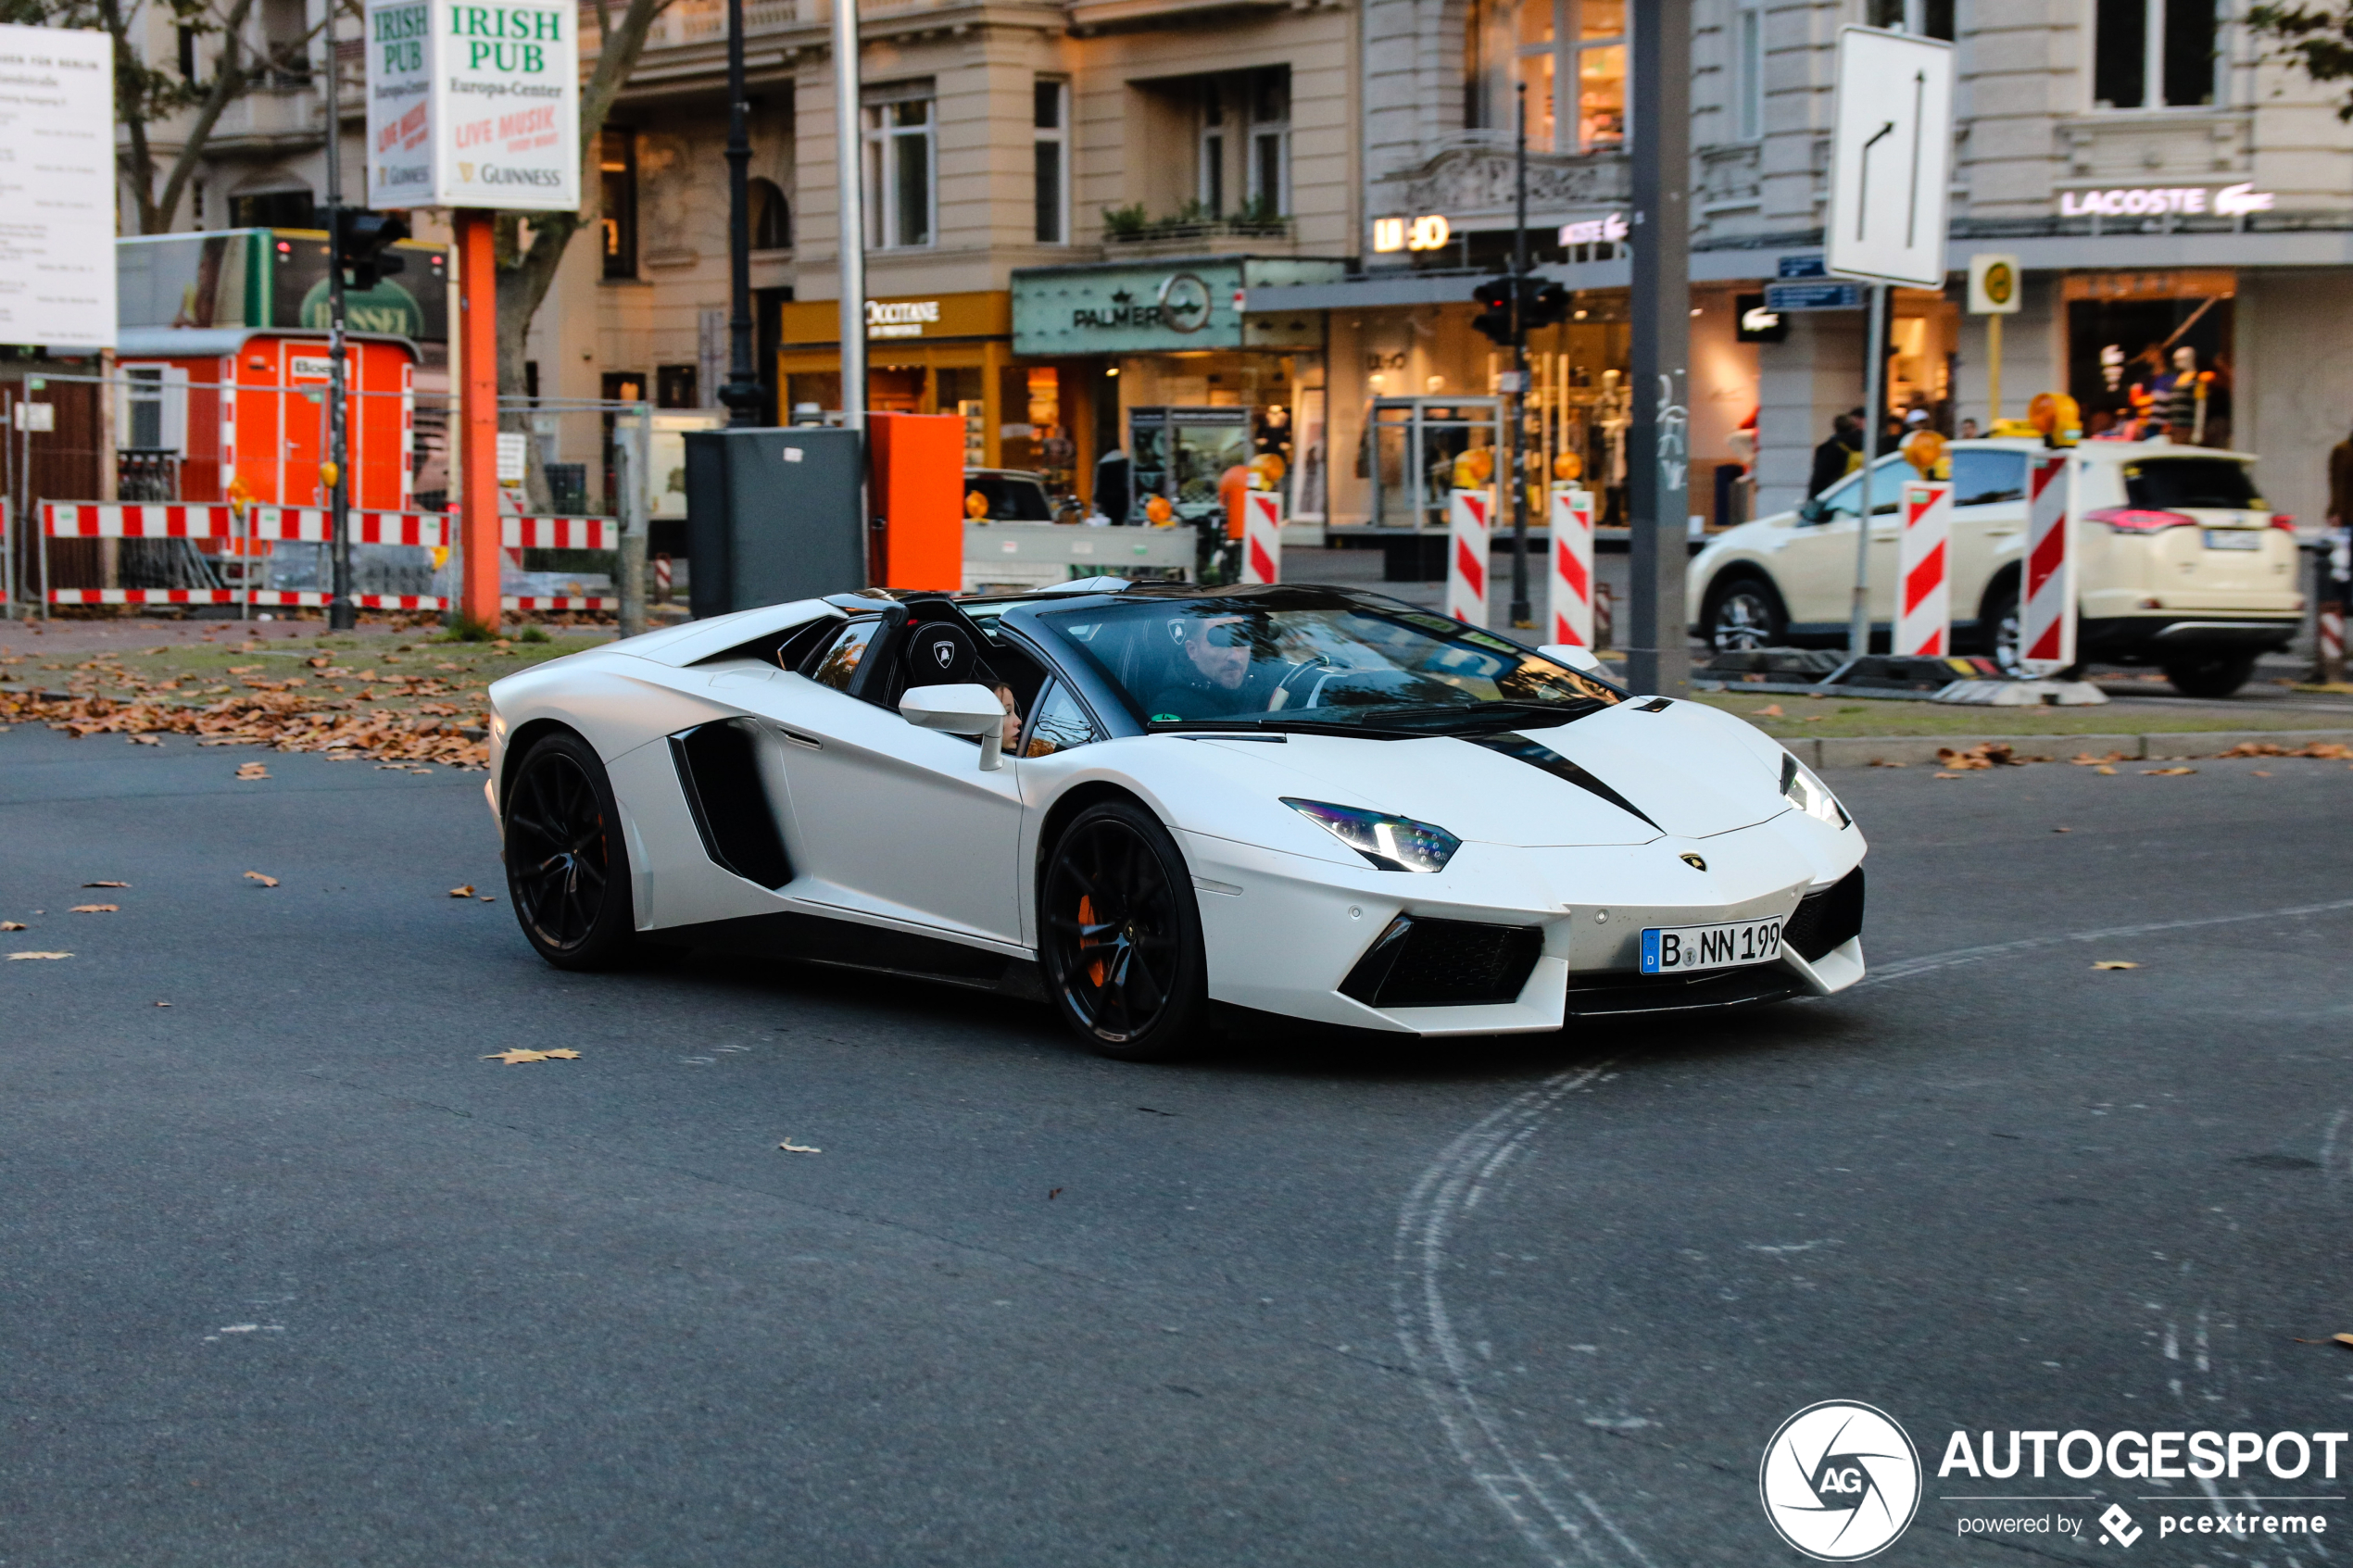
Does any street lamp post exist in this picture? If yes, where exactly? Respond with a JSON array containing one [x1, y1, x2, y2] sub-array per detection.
[[1627, 0, 1692, 696], [1506, 82, 1532, 630], [832, 0, 866, 432], [324, 18, 355, 630], [718, 0, 763, 427]]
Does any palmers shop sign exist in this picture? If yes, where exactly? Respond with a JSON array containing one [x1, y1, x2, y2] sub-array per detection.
[[364, 0, 580, 212]]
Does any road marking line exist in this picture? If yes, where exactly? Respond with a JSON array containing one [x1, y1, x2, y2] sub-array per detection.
[[1856, 897, 2353, 987]]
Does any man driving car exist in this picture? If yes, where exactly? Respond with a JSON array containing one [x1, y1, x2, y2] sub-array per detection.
[[1140, 614, 1284, 721]]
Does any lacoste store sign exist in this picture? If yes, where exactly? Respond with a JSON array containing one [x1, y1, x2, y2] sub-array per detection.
[[2057, 182, 2274, 219], [364, 0, 580, 212]]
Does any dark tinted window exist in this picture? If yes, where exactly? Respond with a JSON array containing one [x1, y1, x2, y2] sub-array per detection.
[[965, 472, 1054, 521], [1950, 449, 2027, 507], [1817, 455, 1905, 518], [2123, 458, 2262, 511], [804, 618, 879, 691]]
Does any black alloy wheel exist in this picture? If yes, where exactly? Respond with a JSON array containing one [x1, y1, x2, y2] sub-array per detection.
[[1702, 574, 1787, 652], [503, 731, 635, 970], [1041, 801, 1208, 1061]]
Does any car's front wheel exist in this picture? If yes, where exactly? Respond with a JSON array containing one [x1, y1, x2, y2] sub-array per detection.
[[503, 730, 636, 970], [1040, 801, 1208, 1061], [1701, 572, 1788, 652], [2162, 653, 2258, 699]]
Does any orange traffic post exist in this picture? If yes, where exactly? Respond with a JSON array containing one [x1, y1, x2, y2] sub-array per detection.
[[456, 210, 502, 629]]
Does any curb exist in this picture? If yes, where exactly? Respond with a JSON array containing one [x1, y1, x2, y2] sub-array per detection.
[[1795, 728, 2353, 770]]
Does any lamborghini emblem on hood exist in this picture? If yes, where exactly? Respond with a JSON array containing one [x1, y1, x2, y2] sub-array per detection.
[[1680, 853, 1707, 872]]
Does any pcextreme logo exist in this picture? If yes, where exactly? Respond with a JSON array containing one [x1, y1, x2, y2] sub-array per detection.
[[1760, 1401, 1924, 1561]]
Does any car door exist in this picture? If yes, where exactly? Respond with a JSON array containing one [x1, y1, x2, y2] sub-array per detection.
[[729, 616, 1027, 947], [1774, 457, 1904, 632], [1945, 446, 2029, 627]]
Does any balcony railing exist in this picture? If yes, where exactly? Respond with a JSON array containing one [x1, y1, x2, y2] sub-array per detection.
[[585, 0, 1009, 54]]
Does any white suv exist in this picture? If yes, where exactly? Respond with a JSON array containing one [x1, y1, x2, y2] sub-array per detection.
[[1686, 438, 2304, 696]]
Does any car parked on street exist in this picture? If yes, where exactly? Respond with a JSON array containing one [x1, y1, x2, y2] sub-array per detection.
[[1687, 438, 2303, 696], [963, 469, 1058, 522]]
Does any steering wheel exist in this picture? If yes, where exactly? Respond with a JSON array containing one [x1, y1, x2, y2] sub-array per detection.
[[1271, 656, 1335, 710]]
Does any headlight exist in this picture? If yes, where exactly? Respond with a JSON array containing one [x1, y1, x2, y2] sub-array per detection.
[[1283, 798, 1461, 872], [1780, 753, 1850, 829]]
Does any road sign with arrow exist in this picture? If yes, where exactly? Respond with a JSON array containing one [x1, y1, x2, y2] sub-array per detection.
[[1824, 26, 1956, 288]]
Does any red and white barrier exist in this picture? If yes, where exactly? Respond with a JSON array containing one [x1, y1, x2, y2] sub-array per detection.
[[1240, 491, 1282, 584], [248, 508, 451, 546], [1547, 485, 1595, 646], [501, 515, 616, 550], [2021, 455, 2076, 669], [1895, 481, 1953, 658], [503, 596, 614, 611], [2320, 603, 2344, 680], [1445, 488, 1491, 624], [43, 503, 236, 538], [654, 553, 673, 601], [47, 588, 241, 605]]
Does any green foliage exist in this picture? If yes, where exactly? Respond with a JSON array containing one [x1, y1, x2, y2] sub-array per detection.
[[2248, 4, 2353, 118], [1101, 203, 1150, 238], [440, 614, 498, 644], [516, 624, 551, 644]]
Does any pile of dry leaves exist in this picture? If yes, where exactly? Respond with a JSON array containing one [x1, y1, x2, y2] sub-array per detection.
[[0, 687, 486, 766]]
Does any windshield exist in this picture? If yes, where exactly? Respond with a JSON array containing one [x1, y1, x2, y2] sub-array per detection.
[[1035, 590, 1620, 733], [1816, 454, 1907, 518], [2122, 458, 2262, 511]]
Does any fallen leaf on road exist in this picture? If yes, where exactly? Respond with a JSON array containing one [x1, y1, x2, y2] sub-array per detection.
[[0, 922, 23, 931], [306, 656, 330, 669], [7, 952, 70, 960], [2143, 767, 2196, 776], [1932, 771, 1962, 780], [155, 1001, 170, 1007], [1937, 743, 2036, 770], [448, 884, 474, 897], [778, 1140, 822, 1154], [234, 762, 270, 780], [2253, 770, 2271, 777], [2092, 960, 2140, 970], [1869, 759, 1906, 768], [2337, 1334, 2353, 1348], [478, 895, 496, 902], [243, 872, 278, 886], [1755, 704, 1784, 717], [540, 1048, 579, 1059], [130, 735, 161, 746], [83, 881, 129, 888], [69, 905, 118, 913], [2095, 765, 2118, 775], [1049, 1187, 1063, 1199], [482, 1047, 577, 1064], [2069, 751, 2126, 765], [2052, 826, 2071, 833]]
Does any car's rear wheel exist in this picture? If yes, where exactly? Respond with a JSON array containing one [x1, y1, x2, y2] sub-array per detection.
[[1701, 572, 1787, 652], [2162, 653, 2257, 699], [503, 731, 636, 970], [1041, 802, 1207, 1061]]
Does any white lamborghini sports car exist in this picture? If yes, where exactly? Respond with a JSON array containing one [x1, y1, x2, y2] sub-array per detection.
[[484, 583, 1867, 1060]]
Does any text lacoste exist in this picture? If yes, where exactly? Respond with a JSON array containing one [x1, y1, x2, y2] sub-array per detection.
[[2057, 182, 2275, 219]]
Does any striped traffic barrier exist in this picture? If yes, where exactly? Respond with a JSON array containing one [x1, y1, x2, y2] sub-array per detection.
[[2021, 454, 2076, 670], [1547, 484, 1595, 646], [47, 587, 241, 605], [1895, 480, 1953, 658], [1445, 487, 1491, 624], [1240, 490, 1282, 584], [43, 502, 237, 537]]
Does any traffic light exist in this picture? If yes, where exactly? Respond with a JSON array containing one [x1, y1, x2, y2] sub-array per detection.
[[334, 208, 410, 290], [1519, 278, 1569, 329], [1472, 276, 1516, 345]]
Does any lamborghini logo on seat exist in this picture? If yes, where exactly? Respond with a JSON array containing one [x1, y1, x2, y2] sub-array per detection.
[[1680, 853, 1706, 872], [933, 642, 956, 669]]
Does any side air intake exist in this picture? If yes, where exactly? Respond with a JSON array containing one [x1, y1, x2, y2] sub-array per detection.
[[668, 721, 793, 889]]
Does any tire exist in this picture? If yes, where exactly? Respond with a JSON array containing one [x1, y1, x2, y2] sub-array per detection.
[[1980, 578, 2025, 675], [2163, 653, 2257, 699], [502, 730, 637, 971], [1039, 801, 1209, 1062], [1700, 572, 1787, 652]]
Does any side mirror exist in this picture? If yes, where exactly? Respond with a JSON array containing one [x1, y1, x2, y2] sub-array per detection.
[[1539, 643, 1607, 676], [899, 683, 1009, 771], [1796, 498, 1831, 525]]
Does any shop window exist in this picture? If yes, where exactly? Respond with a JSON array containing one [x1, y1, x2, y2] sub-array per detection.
[[601, 129, 638, 279], [1865, 0, 1954, 39], [1465, 0, 1623, 153], [862, 83, 936, 249], [1035, 80, 1068, 244], [749, 179, 790, 250], [657, 365, 698, 409], [2094, 0, 2218, 110], [1733, 0, 1763, 141]]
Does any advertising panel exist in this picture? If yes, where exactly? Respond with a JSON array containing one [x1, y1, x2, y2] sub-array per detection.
[[365, 0, 580, 212], [0, 23, 116, 348]]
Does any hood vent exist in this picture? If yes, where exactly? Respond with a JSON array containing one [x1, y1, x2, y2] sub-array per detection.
[[1466, 733, 1662, 834]]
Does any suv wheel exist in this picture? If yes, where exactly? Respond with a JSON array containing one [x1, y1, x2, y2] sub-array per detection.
[[2162, 654, 2257, 699], [1701, 574, 1787, 652]]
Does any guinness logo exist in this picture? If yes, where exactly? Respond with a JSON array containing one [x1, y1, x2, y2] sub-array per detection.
[[1680, 853, 1707, 872]]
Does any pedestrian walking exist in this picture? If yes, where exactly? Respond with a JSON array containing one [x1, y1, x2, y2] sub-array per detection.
[[1807, 411, 1862, 497]]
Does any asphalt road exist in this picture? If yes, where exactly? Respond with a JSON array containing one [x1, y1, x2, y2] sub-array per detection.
[[3, 725, 2350, 1567]]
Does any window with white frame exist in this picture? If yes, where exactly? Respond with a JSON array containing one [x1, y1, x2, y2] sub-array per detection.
[[1196, 69, 1288, 219], [1465, 0, 1625, 153], [1034, 79, 1068, 244], [862, 82, 936, 249], [2094, 0, 2220, 109], [1200, 81, 1227, 214], [118, 366, 188, 452], [1733, 0, 1763, 142]]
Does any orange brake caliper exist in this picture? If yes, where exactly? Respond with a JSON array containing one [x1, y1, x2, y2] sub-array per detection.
[[1079, 895, 1106, 986]]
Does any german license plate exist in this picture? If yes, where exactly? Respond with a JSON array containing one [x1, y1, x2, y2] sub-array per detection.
[[1640, 917, 1783, 974], [2203, 529, 2260, 551]]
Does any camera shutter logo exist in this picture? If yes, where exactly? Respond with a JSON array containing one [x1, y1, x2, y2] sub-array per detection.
[[1759, 1401, 1922, 1561]]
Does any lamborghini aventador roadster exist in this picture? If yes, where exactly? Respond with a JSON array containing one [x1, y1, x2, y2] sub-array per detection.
[[484, 582, 1866, 1060]]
